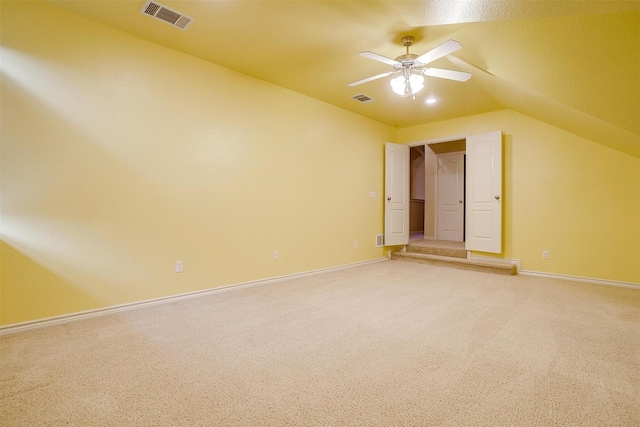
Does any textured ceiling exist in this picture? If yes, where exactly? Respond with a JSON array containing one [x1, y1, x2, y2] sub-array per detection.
[[46, 0, 640, 156]]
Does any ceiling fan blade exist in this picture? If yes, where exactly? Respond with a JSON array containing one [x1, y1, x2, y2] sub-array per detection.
[[348, 71, 395, 87], [359, 51, 400, 66], [420, 67, 472, 82], [416, 40, 462, 65]]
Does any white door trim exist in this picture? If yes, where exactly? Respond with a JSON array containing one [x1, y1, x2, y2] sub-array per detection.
[[408, 134, 471, 147]]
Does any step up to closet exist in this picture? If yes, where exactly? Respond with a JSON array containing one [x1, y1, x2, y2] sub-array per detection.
[[392, 240, 517, 275], [406, 242, 467, 259]]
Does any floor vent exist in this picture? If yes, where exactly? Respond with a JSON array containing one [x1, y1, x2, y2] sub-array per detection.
[[376, 234, 385, 247], [141, 1, 194, 30], [352, 94, 374, 103]]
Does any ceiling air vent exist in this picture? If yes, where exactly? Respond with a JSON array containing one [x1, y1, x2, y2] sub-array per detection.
[[352, 94, 374, 103], [141, 1, 194, 30]]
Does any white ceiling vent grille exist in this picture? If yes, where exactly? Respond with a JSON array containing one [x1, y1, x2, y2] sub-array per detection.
[[352, 94, 374, 103], [141, 1, 194, 30]]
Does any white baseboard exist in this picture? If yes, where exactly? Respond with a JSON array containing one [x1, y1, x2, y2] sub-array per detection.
[[469, 256, 639, 289], [519, 270, 640, 290], [0, 258, 388, 336]]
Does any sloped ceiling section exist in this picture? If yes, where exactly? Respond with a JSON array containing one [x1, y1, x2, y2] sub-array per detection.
[[46, 0, 640, 157]]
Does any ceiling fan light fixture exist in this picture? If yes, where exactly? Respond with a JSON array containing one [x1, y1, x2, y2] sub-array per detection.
[[390, 73, 424, 97]]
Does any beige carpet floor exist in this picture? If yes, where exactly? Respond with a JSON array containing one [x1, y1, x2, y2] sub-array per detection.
[[2, 260, 639, 426]]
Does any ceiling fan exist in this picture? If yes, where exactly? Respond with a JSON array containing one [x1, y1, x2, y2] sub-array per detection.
[[348, 36, 472, 97]]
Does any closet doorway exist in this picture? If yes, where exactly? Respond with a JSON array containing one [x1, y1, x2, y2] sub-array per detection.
[[410, 139, 466, 242]]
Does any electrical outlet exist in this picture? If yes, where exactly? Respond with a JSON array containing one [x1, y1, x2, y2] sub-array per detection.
[[175, 261, 183, 272], [369, 191, 376, 198], [355, 241, 359, 249], [542, 251, 549, 259], [273, 250, 278, 259]]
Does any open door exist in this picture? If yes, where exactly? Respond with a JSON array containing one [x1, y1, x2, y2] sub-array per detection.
[[385, 142, 410, 246], [465, 130, 502, 253]]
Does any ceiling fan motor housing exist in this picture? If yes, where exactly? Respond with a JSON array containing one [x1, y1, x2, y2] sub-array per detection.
[[395, 36, 421, 70], [393, 54, 421, 71]]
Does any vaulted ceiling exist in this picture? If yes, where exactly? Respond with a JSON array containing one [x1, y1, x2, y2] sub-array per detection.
[[47, 1, 640, 157]]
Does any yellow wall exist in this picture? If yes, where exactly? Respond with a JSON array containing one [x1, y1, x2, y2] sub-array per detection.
[[399, 110, 640, 283], [0, 2, 395, 325], [2, 2, 638, 327]]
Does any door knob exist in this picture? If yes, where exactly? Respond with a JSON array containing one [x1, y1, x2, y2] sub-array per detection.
[[387, 197, 392, 201], [459, 200, 463, 203], [494, 195, 500, 200]]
